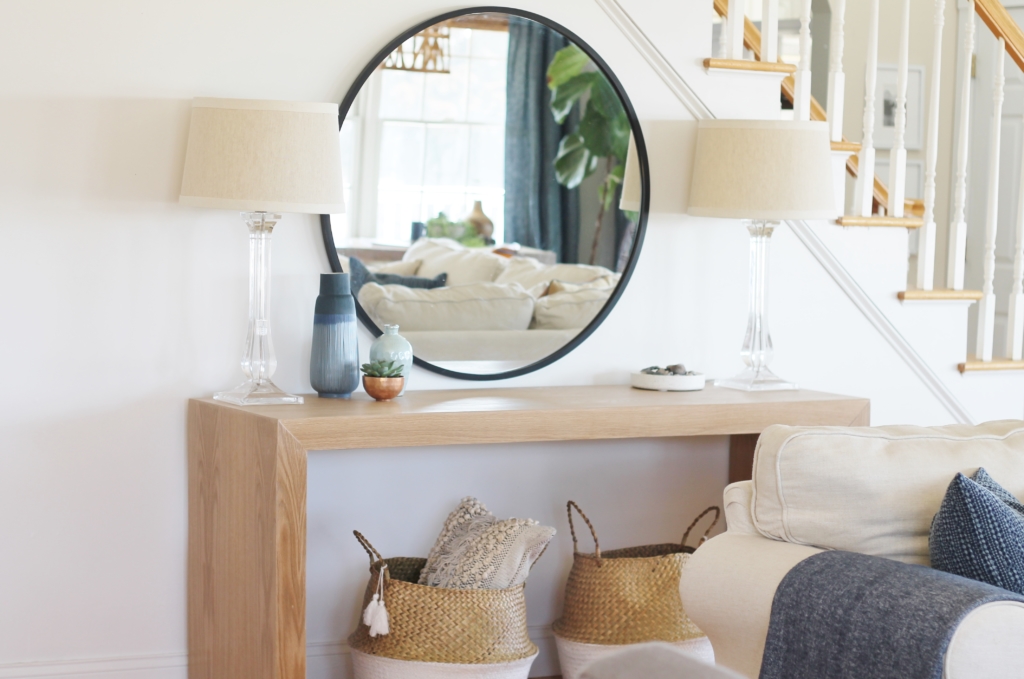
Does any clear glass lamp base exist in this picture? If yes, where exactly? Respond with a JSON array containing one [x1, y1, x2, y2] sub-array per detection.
[[214, 378, 304, 406], [716, 366, 798, 392]]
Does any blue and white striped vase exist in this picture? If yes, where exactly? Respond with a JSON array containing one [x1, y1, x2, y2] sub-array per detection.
[[309, 273, 359, 399]]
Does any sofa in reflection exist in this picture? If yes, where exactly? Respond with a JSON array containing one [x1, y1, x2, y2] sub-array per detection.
[[345, 238, 620, 363]]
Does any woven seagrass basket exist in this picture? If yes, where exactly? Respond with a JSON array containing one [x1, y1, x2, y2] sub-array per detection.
[[551, 502, 720, 679], [347, 531, 539, 679]]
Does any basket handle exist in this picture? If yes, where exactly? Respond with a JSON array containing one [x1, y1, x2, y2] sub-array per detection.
[[353, 530, 385, 566], [681, 506, 721, 547], [567, 501, 601, 559]]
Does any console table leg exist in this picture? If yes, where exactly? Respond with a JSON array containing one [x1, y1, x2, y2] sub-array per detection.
[[728, 434, 759, 484], [188, 401, 308, 679]]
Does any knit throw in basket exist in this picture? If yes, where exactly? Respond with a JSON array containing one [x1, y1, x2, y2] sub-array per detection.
[[347, 531, 538, 665], [552, 501, 720, 646]]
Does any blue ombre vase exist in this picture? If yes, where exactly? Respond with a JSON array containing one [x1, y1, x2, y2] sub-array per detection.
[[310, 273, 359, 399], [369, 325, 413, 395]]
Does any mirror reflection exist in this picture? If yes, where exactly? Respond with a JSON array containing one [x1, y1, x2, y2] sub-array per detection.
[[329, 11, 644, 375]]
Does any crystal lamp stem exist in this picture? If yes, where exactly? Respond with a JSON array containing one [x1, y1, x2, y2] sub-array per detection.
[[214, 212, 304, 405], [716, 220, 797, 391]]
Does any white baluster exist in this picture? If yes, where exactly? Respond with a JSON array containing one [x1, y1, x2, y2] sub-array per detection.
[[977, 39, 1006, 362], [762, 0, 779, 63], [793, 0, 813, 121], [728, 0, 746, 60], [853, 0, 880, 217], [918, 0, 946, 291], [718, 16, 730, 60], [827, 0, 846, 142], [1007, 118, 1024, 361], [888, 0, 912, 218], [948, 1, 975, 290]]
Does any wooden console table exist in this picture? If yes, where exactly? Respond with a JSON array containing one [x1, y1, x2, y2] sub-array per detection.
[[187, 385, 868, 679]]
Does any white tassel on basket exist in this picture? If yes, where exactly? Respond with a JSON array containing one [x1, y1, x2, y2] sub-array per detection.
[[363, 564, 390, 637]]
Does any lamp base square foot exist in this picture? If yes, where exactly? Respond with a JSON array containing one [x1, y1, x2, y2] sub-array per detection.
[[214, 379, 304, 405], [715, 367, 798, 392]]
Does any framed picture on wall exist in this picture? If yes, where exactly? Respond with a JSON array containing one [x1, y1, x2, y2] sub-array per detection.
[[874, 64, 924, 150]]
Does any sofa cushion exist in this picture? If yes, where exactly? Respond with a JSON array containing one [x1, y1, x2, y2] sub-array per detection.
[[494, 256, 613, 290], [750, 421, 1024, 565], [532, 287, 611, 330], [403, 238, 508, 287], [930, 470, 1024, 594], [357, 281, 534, 332], [347, 257, 446, 298]]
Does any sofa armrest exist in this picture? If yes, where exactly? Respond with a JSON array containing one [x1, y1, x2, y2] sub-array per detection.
[[681, 533, 1024, 679], [945, 601, 1024, 678], [723, 481, 756, 535], [680, 533, 823, 679]]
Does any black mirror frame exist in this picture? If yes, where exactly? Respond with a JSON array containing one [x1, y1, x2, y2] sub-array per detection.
[[321, 6, 650, 381]]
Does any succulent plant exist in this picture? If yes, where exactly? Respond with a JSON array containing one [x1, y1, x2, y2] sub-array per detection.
[[361, 360, 404, 378]]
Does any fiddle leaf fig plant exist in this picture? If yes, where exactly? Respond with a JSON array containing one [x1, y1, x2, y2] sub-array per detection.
[[547, 44, 633, 264]]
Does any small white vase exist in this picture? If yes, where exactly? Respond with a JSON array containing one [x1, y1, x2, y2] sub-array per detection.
[[369, 325, 413, 395]]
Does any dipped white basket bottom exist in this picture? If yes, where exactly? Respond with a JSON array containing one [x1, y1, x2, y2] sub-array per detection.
[[555, 636, 714, 679], [351, 650, 538, 679]]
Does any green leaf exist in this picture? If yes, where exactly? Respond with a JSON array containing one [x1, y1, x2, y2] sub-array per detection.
[[609, 112, 632, 163], [554, 133, 598, 189], [587, 74, 624, 120], [547, 44, 590, 90], [549, 72, 600, 124], [579, 104, 614, 158]]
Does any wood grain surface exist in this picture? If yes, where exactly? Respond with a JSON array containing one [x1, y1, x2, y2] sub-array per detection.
[[188, 385, 869, 678]]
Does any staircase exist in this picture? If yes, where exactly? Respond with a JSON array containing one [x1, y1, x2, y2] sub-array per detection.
[[705, 0, 1024, 376], [595, 0, 1024, 424]]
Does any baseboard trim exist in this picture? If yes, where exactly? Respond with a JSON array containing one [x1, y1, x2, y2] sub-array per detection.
[[1, 626, 557, 678], [0, 653, 187, 679]]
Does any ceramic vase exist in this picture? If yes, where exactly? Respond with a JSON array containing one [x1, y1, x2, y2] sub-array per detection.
[[369, 325, 413, 395], [465, 200, 494, 240], [310, 273, 359, 399]]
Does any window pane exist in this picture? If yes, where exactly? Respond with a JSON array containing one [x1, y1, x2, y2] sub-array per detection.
[[376, 190, 424, 244], [470, 29, 509, 58], [467, 57, 507, 123], [423, 57, 469, 122], [378, 122, 426, 187], [424, 125, 470, 188], [449, 28, 472, 57], [467, 125, 503, 189], [379, 70, 425, 120]]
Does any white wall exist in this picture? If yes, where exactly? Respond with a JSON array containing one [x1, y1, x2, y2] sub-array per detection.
[[0, 1, 1001, 678]]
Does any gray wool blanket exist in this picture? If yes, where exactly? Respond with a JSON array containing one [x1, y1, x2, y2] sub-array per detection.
[[759, 550, 1024, 679]]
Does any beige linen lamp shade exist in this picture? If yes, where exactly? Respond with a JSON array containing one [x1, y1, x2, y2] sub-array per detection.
[[687, 119, 835, 221], [619, 133, 641, 212], [179, 98, 345, 214]]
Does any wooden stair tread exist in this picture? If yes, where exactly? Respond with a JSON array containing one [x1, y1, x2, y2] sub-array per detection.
[[836, 216, 924, 228], [898, 289, 983, 302], [831, 140, 861, 153], [703, 57, 797, 74], [958, 359, 1024, 373]]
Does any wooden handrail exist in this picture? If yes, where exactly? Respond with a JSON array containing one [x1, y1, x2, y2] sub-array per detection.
[[976, 0, 1024, 73], [712, 0, 924, 217]]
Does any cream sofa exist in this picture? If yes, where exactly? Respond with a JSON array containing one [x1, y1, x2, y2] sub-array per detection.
[[680, 421, 1024, 679], [352, 238, 621, 362]]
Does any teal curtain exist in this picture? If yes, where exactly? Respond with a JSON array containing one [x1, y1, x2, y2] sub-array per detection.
[[504, 17, 580, 263]]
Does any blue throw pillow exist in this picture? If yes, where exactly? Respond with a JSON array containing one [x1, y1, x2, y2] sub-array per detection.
[[972, 467, 1024, 517], [930, 469, 1024, 594], [347, 257, 447, 298]]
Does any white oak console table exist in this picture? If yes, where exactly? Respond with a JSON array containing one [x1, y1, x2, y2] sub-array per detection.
[[187, 385, 869, 679]]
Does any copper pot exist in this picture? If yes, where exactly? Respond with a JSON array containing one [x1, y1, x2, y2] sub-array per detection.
[[363, 376, 404, 401]]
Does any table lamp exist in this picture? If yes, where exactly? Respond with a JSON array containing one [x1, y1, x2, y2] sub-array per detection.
[[180, 98, 345, 405], [688, 120, 835, 391]]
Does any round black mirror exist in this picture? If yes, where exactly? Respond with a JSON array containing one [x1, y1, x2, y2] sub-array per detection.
[[321, 7, 649, 380]]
